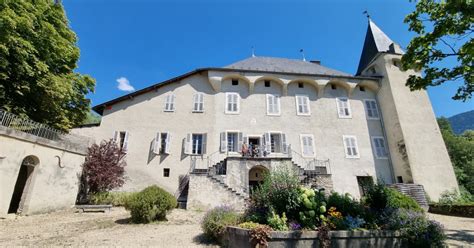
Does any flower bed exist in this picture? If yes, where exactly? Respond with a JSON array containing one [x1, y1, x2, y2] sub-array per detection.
[[200, 168, 447, 247], [224, 227, 405, 248]]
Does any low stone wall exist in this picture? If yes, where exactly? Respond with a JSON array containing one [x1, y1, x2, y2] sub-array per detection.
[[429, 204, 474, 218], [225, 227, 404, 248]]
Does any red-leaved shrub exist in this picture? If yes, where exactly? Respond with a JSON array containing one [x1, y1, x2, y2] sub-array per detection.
[[81, 139, 127, 194]]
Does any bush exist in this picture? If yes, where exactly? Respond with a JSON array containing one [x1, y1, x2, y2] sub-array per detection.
[[297, 187, 326, 229], [238, 221, 262, 230], [201, 206, 241, 242], [125, 185, 177, 223], [387, 209, 446, 247], [439, 189, 473, 205], [267, 211, 288, 231], [364, 184, 422, 212], [326, 192, 365, 218], [90, 191, 137, 206], [250, 167, 301, 220]]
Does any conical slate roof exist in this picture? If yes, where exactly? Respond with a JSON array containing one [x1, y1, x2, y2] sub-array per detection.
[[225, 56, 352, 77], [356, 20, 401, 75]]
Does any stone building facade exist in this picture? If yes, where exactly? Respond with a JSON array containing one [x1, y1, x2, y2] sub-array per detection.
[[72, 20, 458, 209]]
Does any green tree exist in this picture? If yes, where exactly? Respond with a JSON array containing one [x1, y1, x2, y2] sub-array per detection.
[[437, 117, 474, 196], [402, 0, 473, 101], [0, 0, 95, 130]]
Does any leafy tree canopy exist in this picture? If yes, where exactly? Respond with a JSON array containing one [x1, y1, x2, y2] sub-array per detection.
[[0, 0, 95, 130], [437, 117, 474, 197], [402, 0, 473, 101]]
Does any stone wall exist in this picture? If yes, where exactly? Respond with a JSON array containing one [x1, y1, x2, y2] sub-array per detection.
[[303, 174, 334, 194], [0, 127, 87, 216], [225, 227, 405, 248], [186, 174, 246, 211]]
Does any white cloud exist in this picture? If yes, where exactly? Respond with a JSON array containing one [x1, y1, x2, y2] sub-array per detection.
[[116, 77, 135, 92]]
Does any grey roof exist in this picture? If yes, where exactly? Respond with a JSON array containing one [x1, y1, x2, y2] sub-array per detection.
[[225, 56, 352, 77], [356, 20, 401, 75]]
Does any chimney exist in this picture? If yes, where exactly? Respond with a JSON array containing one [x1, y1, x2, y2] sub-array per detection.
[[310, 60, 321, 65]]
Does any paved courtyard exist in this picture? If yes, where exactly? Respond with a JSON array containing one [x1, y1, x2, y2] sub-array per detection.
[[0, 208, 472, 247]]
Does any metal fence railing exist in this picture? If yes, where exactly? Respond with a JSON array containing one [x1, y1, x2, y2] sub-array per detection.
[[0, 110, 90, 144]]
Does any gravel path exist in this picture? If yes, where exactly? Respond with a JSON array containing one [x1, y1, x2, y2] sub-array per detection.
[[0, 207, 217, 247], [1, 208, 472, 247], [428, 213, 474, 247]]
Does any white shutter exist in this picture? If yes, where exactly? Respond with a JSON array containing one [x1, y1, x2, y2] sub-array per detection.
[[113, 131, 119, 143], [164, 132, 171, 154], [281, 133, 288, 154], [238, 132, 243, 152], [275, 95, 281, 114], [220, 132, 227, 152], [202, 133, 207, 155], [122, 131, 129, 152], [152, 132, 161, 154], [184, 134, 192, 155], [264, 132, 271, 154], [243, 135, 249, 147]]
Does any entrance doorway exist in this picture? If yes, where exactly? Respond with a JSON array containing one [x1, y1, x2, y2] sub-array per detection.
[[8, 156, 39, 214], [249, 166, 268, 194]]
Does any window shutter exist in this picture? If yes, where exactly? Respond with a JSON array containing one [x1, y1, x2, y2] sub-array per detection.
[[243, 135, 249, 147], [113, 131, 119, 143], [264, 132, 271, 154], [164, 132, 171, 154], [220, 132, 227, 152], [184, 134, 192, 155], [235, 94, 240, 113], [202, 133, 207, 155], [122, 131, 129, 152], [337, 99, 345, 116], [153, 132, 161, 154], [238, 132, 243, 151], [281, 133, 288, 154], [267, 95, 273, 114]]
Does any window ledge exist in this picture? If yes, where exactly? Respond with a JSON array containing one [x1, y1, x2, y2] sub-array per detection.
[[192, 110, 204, 113], [164, 110, 175, 113], [225, 112, 240, 115]]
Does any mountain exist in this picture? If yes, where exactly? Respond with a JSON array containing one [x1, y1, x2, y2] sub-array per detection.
[[448, 110, 474, 134]]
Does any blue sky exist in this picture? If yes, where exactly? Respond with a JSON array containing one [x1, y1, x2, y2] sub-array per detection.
[[63, 0, 472, 118]]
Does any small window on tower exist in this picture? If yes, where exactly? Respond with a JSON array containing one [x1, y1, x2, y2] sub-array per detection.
[[393, 60, 401, 68], [331, 84, 337, 90], [232, 79, 239, 86], [163, 168, 170, 177], [369, 67, 377, 74], [397, 176, 403, 183], [264, 80, 271, 87], [298, 82, 304, 88], [360, 86, 365, 92]]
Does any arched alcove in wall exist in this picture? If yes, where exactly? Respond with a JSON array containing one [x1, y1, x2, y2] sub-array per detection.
[[8, 155, 39, 214]]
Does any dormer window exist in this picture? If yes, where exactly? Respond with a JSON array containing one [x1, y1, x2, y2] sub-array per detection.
[[369, 67, 376, 74], [393, 59, 401, 68], [264, 80, 271, 87], [232, 79, 239, 86], [298, 82, 304, 88], [331, 84, 337, 90], [360, 86, 365, 92]]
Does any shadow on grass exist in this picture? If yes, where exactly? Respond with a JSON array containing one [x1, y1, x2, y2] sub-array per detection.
[[192, 233, 219, 246]]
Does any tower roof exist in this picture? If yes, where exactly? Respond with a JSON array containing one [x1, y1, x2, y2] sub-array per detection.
[[356, 20, 402, 75]]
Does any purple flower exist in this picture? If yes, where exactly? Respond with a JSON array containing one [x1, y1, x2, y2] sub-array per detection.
[[289, 222, 302, 230]]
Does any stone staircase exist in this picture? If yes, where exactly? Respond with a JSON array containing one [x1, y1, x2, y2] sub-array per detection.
[[389, 183, 429, 210]]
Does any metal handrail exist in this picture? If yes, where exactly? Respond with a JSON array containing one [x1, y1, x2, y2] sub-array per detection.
[[0, 110, 90, 144]]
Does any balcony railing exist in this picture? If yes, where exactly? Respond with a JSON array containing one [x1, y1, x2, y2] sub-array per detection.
[[0, 110, 90, 145]]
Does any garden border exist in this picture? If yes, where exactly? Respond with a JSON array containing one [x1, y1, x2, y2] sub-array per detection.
[[225, 226, 405, 248]]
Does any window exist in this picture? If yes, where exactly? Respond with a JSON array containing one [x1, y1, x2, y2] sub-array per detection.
[[369, 67, 377, 74], [343, 135, 359, 158], [113, 131, 129, 152], [295, 95, 310, 115], [364, 99, 379, 119], [372, 136, 388, 159], [164, 94, 175, 112], [298, 82, 304, 88], [220, 131, 243, 153], [331, 84, 337, 90], [225, 92, 240, 114], [263, 132, 287, 154], [163, 168, 170, 177], [232, 79, 239, 85], [266, 94, 281, 115], [393, 60, 401, 68], [264, 80, 271, 87], [300, 134, 315, 157], [360, 86, 365, 92], [397, 176, 403, 183], [192, 93, 204, 112], [152, 132, 171, 154], [184, 133, 206, 155], [336, 98, 351, 118]]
